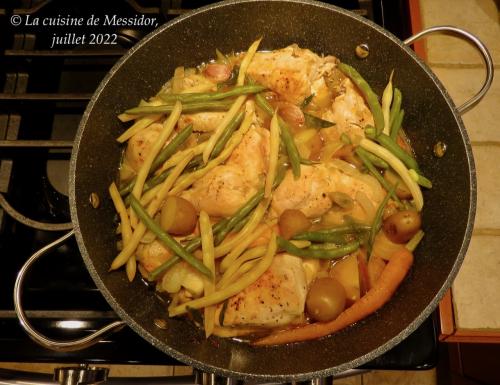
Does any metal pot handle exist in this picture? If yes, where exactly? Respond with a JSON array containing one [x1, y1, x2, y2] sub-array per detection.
[[403, 26, 494, 115], [13, 230, 126, 352]]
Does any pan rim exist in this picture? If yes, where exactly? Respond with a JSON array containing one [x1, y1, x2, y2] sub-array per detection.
[[69, 0, 476, 380]]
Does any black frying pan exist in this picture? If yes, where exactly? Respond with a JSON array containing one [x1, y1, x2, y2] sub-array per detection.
[[14, 0, 493, 381]]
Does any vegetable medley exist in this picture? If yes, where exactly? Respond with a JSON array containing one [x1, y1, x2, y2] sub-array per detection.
[[109, 38, 430, 345]]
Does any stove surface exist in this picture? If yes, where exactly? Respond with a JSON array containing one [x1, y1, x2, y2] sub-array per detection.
[[0, 0, 436, 371]]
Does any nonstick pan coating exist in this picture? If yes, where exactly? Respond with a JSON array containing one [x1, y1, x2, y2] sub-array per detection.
[[69, 0, 474, 380]]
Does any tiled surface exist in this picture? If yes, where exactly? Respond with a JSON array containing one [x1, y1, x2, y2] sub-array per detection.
[[420, 0, 500, 65], [331, 374, 362, 385], [452, 236, 500, 329], [473, 145, 500, 229], [421, 0, 500, 331], [362, 369, 437, 385], [430, 67, 500, 142]]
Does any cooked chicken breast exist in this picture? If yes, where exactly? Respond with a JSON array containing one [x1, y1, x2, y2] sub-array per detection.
[[247, 44, 338, 105], [123, 122, 163, 173], [216, 253, 307, 327], [271, 162, 384, 220], [321, 77, 374, 142], [181, 124, 269, 217], [178, 112, 226, 132]]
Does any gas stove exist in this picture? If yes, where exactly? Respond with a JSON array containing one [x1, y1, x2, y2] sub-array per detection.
[[0, 0, 437, 383]]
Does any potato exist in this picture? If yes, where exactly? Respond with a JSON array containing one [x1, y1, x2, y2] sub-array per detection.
[[306, 277, 346, 322], [383, 210, 421, 244], [278, 209, 311, 239], [160, 196, 197, 235], [329, 254, 360, 306]]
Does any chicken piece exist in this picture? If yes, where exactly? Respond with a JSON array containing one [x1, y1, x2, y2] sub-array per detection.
[[271, 162, 384, 220], [136, 240, 171, 273], [181, 125, 269, 217], [123, 122, 163, 173], [216, 253, 307, 327], [321, 77, 374, 142], [178, 112, 226, 132], [247, 44, 338, 105], [272, 165, 333, 219]]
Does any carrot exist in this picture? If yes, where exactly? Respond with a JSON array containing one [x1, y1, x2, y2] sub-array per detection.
[[367, 255, 386, 288], [253, 247, 414, 346], [357, 248, 370, 295]]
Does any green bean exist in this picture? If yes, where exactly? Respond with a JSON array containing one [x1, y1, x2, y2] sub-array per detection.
[[255, 93, 301, 178], [280, 122, 301, 178], [119, 179, 135, 197], [123, 151, 206, 204], [123, 171, 170, 205], [303, 112, 335, 129], [214, 189, 264, 245], [301, 93, 315, 108], [405, 230, 424, 252], [337, 62, 385, 135], [123, 155, 203, 205], [381, 71, 394, 135], [300, 158, 320, 165], [389, 88, 402, 128], [277, 236, 360, 259], [150, 124, 193, 173], [365, 126, 419, 172], [368, 184, 397, 255], [120, 124, 192, 197], [375, 131, 420, 173], [390, 109, 405, 141], [129, 195, 212, 278], [123, 169, 171, 205], [274, 159, 288, 187], [213, 172, 281, 245], [149, 256, 180, 281], [362, 149, 388, 169], [148, 237, 196, 280], [308, 239, 351, 248], [409, 169, 432, 189], [180, 219, 228, 254], [255, 92, 274, 116], [211, 110, 244, 158], [125, 100, 233, 115], [364, 125, 377, 138], [146, 155, 203, 194], [293, 224, 371, 242], [158, 85, 265, 104], [230, 212, 251, 233], [340, 133, 351, 144], [355, 147, 401, 205], [149, 218, 230, 281], [185, 154, 203, 170], [145, 168, 171, 190]]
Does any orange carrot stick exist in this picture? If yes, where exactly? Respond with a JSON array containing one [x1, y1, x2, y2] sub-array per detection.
[[253, 247, 414, 346]]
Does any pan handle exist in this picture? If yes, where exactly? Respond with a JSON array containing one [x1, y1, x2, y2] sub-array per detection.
[[403, 26, 494, 115], [13, 230, 126, 352]]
